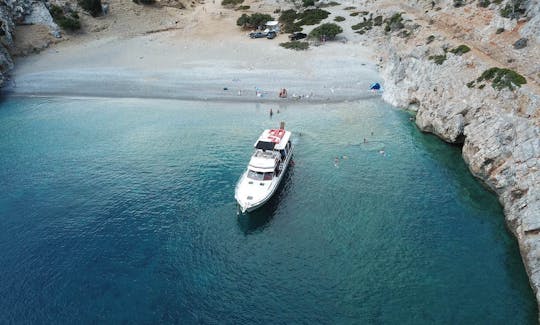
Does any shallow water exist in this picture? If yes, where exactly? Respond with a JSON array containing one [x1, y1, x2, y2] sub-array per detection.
[[0, 97, 536, 323]]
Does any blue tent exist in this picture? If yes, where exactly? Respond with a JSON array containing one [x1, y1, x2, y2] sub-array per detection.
[[370, 82, 381, 90]]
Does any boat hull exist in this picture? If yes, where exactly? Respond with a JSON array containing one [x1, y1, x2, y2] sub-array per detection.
[[235, 145, 293, 213]]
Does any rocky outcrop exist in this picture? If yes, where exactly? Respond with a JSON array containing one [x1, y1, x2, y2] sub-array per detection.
[[371, 0, 540, 318], [0, 0, 58, 87]]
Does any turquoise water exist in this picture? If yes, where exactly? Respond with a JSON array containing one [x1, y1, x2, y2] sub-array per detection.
[[0, 97, 536, 323]]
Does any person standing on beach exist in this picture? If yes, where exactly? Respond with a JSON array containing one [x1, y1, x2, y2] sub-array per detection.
[[269, 108, 273, 117]]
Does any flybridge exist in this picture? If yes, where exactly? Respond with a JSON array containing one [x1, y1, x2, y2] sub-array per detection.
[[254, 129, 291, 150]]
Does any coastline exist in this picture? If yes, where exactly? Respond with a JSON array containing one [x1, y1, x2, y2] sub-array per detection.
[[7, 32, 381, 103], [4, 0, 540, 318]]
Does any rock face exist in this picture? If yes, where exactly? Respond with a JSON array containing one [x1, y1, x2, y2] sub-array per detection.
[[0, 0, 58, 86], [374, 0, 540, 318]]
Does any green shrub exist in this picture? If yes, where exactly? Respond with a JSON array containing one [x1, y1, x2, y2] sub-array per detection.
[[373, 15, 383, 26], [222, 0, 243, 6], [309, 22, 343, 40], [302, 0, 315, 7], [78, 0, 102, 16], [500, 0, 525, 19], [236, 13, 273, 29], [57, 16, 81, 30], [495, 27, 504, 34], [280, 41, 309, 50], [478, 0, 490, 7], [237, 5, 250, 10], [49, 5, 81, 31], [428, 54, 447, 65], [334, 16, 345, 22], [450, 44, 470, 55], [137, 0, 155, 4], [343, 6, 355, 10], [49, 4, 64, 19], [476, 67, 526, 90], [297, 8, 330, 25], [318, 1, 340, 7], [279, 9, 301, 33], [384, 12, 404, 32], [426, 34, 435, 44], [466, 81, 475, 88], [453, 0, 465, 7], [350, 12, 359, 16], [351, 20, 372, 30]]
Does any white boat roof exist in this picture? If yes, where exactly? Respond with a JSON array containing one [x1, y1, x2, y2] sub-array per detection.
[[253, 129, 291, 150], [266, 21, 279, 26]]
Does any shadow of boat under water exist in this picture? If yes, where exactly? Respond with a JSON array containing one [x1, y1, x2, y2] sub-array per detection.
[[236, 158, 295, 234]]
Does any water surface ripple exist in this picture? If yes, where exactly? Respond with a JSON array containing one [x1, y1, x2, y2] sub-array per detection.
[[0, 97, 536, 323]]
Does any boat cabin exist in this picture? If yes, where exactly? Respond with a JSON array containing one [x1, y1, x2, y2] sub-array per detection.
[[248, 129, 292, 180]]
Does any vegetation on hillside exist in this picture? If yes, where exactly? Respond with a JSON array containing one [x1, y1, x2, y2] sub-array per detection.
[[78, 0, 102, 16], [500, 0, 526, 19], [49, 5, 81, 31], [450, 44, 471, 55], [471, 67, 527, 91], [384, 12, 404, 33], [222, 0, 244, 7], [428, 54, 447, 65]]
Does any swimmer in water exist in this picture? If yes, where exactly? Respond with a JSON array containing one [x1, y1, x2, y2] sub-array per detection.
[[334, 156, 339, 167]]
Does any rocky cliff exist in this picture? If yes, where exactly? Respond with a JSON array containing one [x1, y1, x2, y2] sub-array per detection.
[[0, 0, 58, 86], [370, 0, 540, 317]]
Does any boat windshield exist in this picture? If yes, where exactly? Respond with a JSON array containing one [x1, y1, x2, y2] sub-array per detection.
[[247, 170, 273, 181]]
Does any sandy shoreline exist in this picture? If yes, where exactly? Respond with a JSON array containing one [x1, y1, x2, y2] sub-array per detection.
[[8, 8, 382, 102]]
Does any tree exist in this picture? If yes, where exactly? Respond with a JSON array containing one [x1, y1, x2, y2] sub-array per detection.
[[309, 23, 343, 40], [79, 0, 102, 16], [236, 13, 273, 29]]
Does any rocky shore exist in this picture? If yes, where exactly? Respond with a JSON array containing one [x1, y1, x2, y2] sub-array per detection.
[[373, 0, 540, 317], [1, 0, 539, 318]]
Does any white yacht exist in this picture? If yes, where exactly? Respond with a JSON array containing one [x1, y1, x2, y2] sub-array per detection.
[[235, 126, 294, 213]]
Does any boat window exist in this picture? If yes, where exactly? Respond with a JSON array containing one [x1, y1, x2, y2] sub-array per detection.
[[247, 170, 273, 181], [248, 170, 263, 180]]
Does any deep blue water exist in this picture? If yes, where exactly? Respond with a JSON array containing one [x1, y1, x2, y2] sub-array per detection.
[[0, 97, 536, 323]]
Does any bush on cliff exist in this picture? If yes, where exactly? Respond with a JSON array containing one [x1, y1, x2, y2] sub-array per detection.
[[79, 0, 102, 17], [500, 0, 526, 19], [302, 0, 315, 7], [428, 54, 446, 65], [222, 0, 244, 8], [450, 44, 470, 55], [49, 5, 81, 31], [478, 0, 490, 8], [309, 23, 342, 40], [476, 67, 527, 91], [384, 12, 404, 33]]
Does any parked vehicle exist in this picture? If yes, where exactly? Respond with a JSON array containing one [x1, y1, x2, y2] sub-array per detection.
[[289, 32, 307, 41], [266, 31, 277, 39], [249, 31, 267, 39]]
